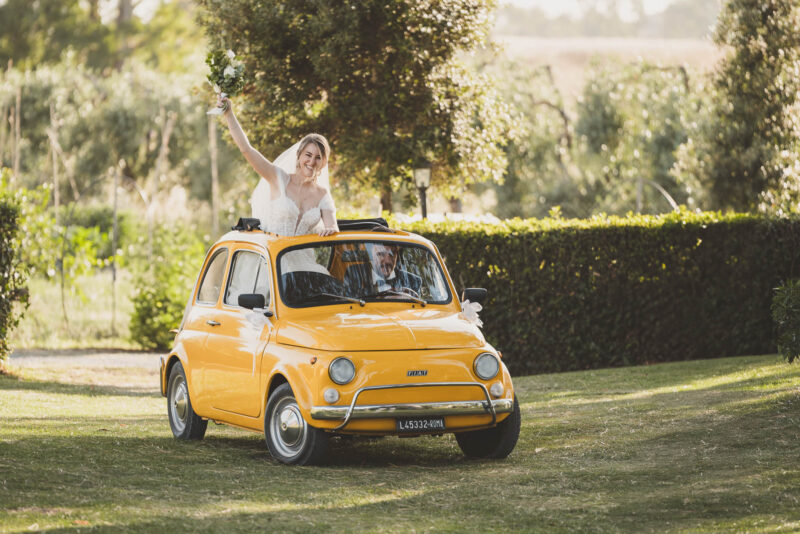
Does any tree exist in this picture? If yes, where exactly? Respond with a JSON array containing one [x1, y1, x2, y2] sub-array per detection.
[[479, 58, 696, 219], [196, 0, 510, 209], [0, 0, 113, 70], [673, 0, 800, 212], [575, 62, 693, 215]]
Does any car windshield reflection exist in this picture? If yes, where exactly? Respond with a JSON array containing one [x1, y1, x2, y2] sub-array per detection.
[[277, 240, 452, 307]]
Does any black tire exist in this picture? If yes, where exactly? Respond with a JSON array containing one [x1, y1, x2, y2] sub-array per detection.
[[455, 395, 521, 459], [167, 361, 207, 440], [264, 383, 329, 465]]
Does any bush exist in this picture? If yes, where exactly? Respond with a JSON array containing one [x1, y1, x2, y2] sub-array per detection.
[[772, 280, 800, 363], [393, 211, 800, 375], [0, 186, 29, 362], [58, 205, 134, 261], [129, 224, 207, 350]]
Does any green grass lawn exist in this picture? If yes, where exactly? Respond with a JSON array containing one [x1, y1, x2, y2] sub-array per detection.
[[1, 354, 799, 533]]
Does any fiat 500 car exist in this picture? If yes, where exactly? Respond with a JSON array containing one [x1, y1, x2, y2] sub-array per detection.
[[160, 218, 520, 465]]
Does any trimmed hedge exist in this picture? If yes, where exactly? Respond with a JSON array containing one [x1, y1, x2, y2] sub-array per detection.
[[772, 279, 800, 363], [397, 211, 800, 376], [0, 198, 27, 362]]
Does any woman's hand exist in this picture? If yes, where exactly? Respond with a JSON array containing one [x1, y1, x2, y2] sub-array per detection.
[[217, 94, 232, 115], [317, 226, 337, 237]]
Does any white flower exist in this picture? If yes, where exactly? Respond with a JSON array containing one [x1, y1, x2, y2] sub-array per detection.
[[223, 65, 235, 78], [226, 49, 236, 60]]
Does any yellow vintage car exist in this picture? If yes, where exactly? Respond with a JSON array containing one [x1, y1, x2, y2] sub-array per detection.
[[160, 218, 520, 465]]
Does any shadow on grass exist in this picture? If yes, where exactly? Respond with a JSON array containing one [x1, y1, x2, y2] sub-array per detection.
[[3, 355, 800, 532], [0, 374, 157, 397]]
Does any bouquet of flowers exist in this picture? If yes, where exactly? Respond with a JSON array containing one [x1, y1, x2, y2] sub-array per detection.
[[206, 49, 245, 115]]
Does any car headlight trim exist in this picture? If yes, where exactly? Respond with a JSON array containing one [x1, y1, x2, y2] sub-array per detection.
[[474, 352, 500, 380], [328, 357, 356, 385]]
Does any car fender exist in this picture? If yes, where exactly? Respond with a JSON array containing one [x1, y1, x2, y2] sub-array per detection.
[[264, 360, 316, 423], [162, 343, 192, 400]]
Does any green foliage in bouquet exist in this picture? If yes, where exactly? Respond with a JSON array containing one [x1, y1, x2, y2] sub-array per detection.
[[772, 280, 800, 363], [206, 49, 245, 96]]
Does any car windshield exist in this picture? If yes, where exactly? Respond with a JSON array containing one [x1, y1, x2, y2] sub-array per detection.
[[277, 240, 452, 307]]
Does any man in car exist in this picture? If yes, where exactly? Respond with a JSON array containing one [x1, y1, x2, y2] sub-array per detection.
[[345, 243, 422, 297], [368, 243, 422, 295]]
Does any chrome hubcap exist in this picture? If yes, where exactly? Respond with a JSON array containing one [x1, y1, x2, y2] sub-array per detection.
[[270, 397, 307, 458], [169, 375, 188, 434]]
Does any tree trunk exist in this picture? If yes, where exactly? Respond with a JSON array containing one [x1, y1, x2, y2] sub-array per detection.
[[88, 0, 100, 20], [117, 0, 133, 25], [448, 196, 462, 213], [116, 0, 134, 69], [380, 187, 392, 214]]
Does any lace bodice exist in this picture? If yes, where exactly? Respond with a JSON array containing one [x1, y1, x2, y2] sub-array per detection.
[[251, 168, 335, 236]]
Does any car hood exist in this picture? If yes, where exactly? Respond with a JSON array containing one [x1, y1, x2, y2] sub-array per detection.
[[276, 307, 485, 351]]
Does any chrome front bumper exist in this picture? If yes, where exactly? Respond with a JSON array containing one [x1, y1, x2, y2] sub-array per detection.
[[310, 382, 513, 430]]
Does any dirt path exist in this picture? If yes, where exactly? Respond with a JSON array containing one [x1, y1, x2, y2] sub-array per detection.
[[9, 348, 162, 370], [7, 348, 163, 394]]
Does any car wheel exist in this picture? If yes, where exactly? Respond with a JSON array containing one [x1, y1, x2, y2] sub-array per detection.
[[264, 383, 329, 465], [167, 361, 208, 440], [455, 395, 521, 459]]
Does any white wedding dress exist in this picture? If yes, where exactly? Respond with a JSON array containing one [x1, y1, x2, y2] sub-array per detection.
[[251, 168, 335, 237], [251, 167, 335, 274]]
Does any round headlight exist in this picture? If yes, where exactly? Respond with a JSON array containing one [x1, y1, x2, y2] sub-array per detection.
[[474, 353, 499, 380], [329, 357, 356, 385]]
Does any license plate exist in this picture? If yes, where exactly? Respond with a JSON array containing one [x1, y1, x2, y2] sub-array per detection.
[[396, 417, 445, 433]]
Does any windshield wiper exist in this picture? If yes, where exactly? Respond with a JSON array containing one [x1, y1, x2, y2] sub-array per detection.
[[372, 289, 427, 307], [306, 292, 366, 307]]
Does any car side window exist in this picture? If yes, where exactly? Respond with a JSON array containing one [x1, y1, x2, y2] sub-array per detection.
[[224, 250, 270, 307], [197, 249, 228, 304]]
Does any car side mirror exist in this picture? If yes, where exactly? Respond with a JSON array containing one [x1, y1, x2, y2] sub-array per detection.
[[238, 293, 266, 310], [462, 288, 487, 304]]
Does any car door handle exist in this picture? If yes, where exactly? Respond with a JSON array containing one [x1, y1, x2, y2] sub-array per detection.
[[206, 320, 221, 326]]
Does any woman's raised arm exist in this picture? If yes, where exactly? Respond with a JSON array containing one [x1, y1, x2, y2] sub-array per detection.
[[220, 97, 280, 195]]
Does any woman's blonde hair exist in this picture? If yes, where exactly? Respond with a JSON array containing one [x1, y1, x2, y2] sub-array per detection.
[[296, 133, 331, 168]]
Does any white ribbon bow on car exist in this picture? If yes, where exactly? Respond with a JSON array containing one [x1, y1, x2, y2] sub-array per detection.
[[460, 299, 483, 328]]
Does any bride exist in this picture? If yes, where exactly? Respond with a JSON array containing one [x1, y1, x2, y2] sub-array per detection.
[[218, 96, 338, 237]]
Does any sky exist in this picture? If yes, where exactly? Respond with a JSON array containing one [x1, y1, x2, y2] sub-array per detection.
[[506, 0, 675, 21]]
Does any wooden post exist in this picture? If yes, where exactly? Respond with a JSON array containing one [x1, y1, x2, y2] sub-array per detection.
[[0, 105, 7, 168], [155, 108, 176, 182], [50, 102, 60, 225], [636, 176, 643, 214], [112, 168, 119, 337], [208, 115, 219, 235], [448, 196, 462, 213], [13, 86, 20, 181], [0, 61, 6, 167]]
